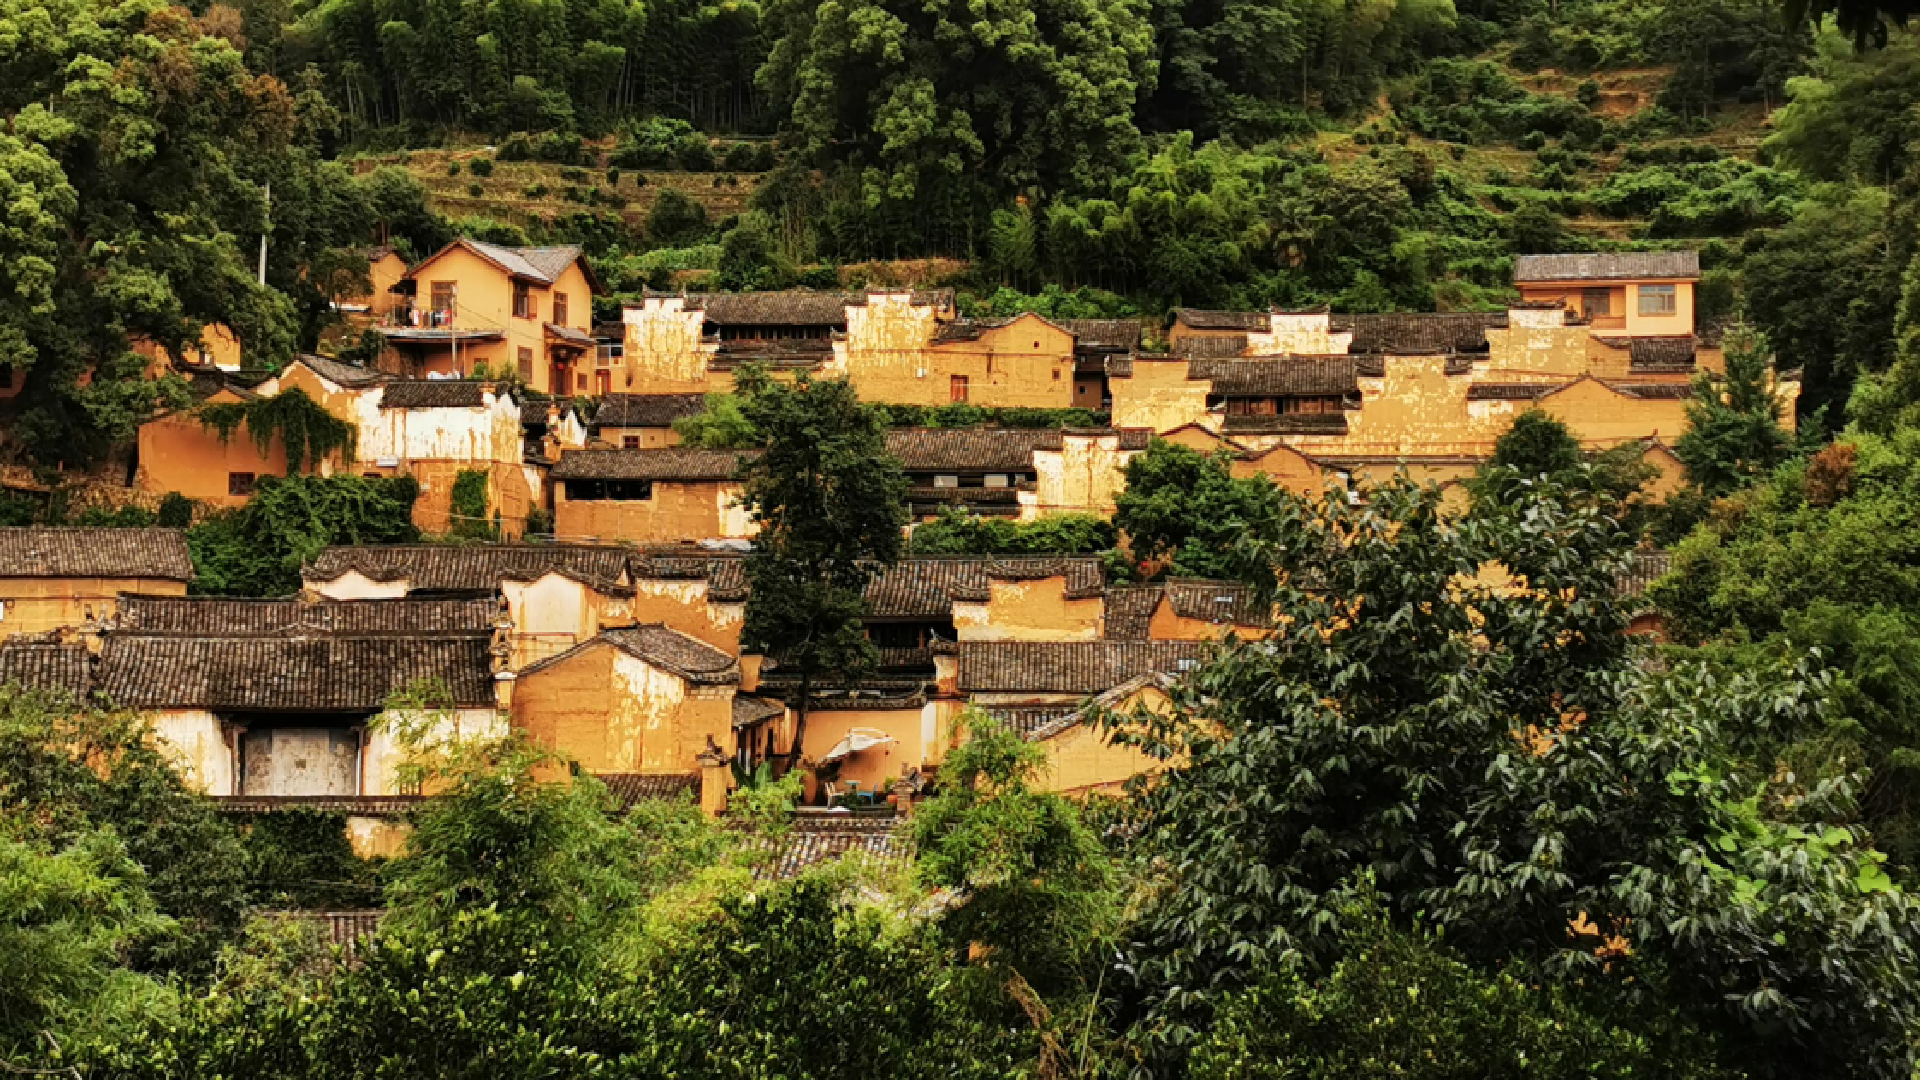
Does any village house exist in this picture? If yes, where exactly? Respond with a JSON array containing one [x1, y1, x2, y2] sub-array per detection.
[[591, 393, 709, 448], [359, 380, 540, 536], [959, 641, 1202, 796], [0, 528, 194, 641], [135, 355, 547, 537], [1106, 252, 1791, 494], [887, 426, 1151, 523], [333, 246, 411, 321], [372, 239, 599, 396], [550, 447, 754, 543], [304, 543, 640, 667], [618, 290, 1135, 409], [510, 624, 758, 803]]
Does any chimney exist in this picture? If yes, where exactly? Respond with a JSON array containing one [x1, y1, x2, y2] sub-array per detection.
[[493, 670, 516, 711], [696, 736, 731, 818], [891, 774, 919, 819]]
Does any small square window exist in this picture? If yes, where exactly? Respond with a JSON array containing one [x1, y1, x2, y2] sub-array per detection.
[[228, 472, 256, 496], [1638, 284, 1677, 316], [622, 435, 641, 449], [933, 475, 959, 489]]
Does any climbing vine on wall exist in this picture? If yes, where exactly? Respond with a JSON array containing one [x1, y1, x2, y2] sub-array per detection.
[[449, 467, 497, 540], [199, 387, 357, 474]]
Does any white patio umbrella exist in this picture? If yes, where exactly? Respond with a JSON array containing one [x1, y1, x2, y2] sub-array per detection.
[[818, 727, 898, 764]]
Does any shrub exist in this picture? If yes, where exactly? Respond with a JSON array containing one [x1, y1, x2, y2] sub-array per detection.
[[1519, 130, 1546, 150], [524, 183, 550, 198], [446, 160, 462, 176], [675, 133, 715, 172], [606, 167, 621, 186], [468, 157, 495, 177], [467, 182, 484, 197], [723, 142, 758, 171], [1577, 78, 1602, 107]]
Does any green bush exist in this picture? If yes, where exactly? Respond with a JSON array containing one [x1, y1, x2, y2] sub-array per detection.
[[466, 182, 484, 197], [445, 160, 461, 176], [723, 141, 758, 171], [675, 133, 715, 171], [467, 157, 494, 177]]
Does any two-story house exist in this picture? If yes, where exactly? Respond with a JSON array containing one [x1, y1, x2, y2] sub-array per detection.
[[374, 239, 599, 395]]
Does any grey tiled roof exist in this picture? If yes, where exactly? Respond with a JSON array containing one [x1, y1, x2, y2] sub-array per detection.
[[379, 381, 495, 409], [958, 641, 1202, 694], [294, 354, 390, 388], [1175, 309, 1269, 332], [96, 634, 496, 711], [864, 557, 1106, 618], [116, 595, 500, 635], [628, 552, 750, 601], [551, 448, 751, 481], [0, 635, 95, 697], [758, 816, 906, 880], [594, 393, 709, 429], [1332, 312, 1506, 354], [595, 772, 701, 808], [1514, 251, 1699, 282], [1192, 356, 1357, 396], [463, 240, 585, 285], [521, 624, 739, 685], [307, 544, 635, 594], [0, 528, 193, 582], [1618, 551, 1673, 599], [885, 428, 1059, 472]]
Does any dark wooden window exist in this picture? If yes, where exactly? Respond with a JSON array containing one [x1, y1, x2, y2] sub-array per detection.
[[228, 472, 256, 496], [1582, 288, 1612, 317], [513, 281, 534, 320], [564, 479, 652, 501], [517, 347, 534, 382], [552, 292, 569, 326], [430, 281, 455, 314], [622, 435, 641, 449], [950, 375, 969, 402]]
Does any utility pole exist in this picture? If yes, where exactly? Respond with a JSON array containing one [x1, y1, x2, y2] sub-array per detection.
[[258, 182, 270, 285]]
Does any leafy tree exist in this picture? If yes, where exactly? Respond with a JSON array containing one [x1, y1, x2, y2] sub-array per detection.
[[1650, 431, 1920, 873], [757, 0, 1155, 200], [1107, 475, 1920, 1078], [1190, 897, 1734, 1080], [0, 689, 247, 979], [1741, 185, 1907, 424], [716, 210, 798, 291], [188, 474, 420, 596], [1114, 439, 1288, 583], [909, 509, 1117, 555], [0, 0, 303, 464], [1676, 327, 1798, 496], [1472, 410, 1656, 510], [672, 392, 762, 448], [735, 366, 909, 768], [0, 832, 171, 1067], [645, 188, 710, 248], [913, 711, 1118, 989]]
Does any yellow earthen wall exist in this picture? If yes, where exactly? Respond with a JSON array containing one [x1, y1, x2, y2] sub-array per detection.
[[1033, 685, 1174, 796], [1145, 599, 1271, 641], [554, 480, 750, 543], [137, 406, 289, 506], [619, 297, 719, 393], [629, 579, 744, 653], [1027, 434, 1138, 518], [892, 314, 1073, 408], [389, 248, 594, 395], [952, 577, 1104, 641], [513, 644, 732, 773], [0, 578, 189, 641], [598, 425, 682, 448], [1110, 360, 1213, 432], [802, 706, 929, 797]]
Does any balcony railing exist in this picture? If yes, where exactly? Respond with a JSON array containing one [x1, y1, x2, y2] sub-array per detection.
[[1222, 413, 1349, 435]]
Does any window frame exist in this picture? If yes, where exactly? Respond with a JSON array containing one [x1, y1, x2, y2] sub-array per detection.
[[513, 281, 535, 320], [552, 292, 569, 327], [1638, 283, 1677, 317], [228, 472, 257, 496]]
